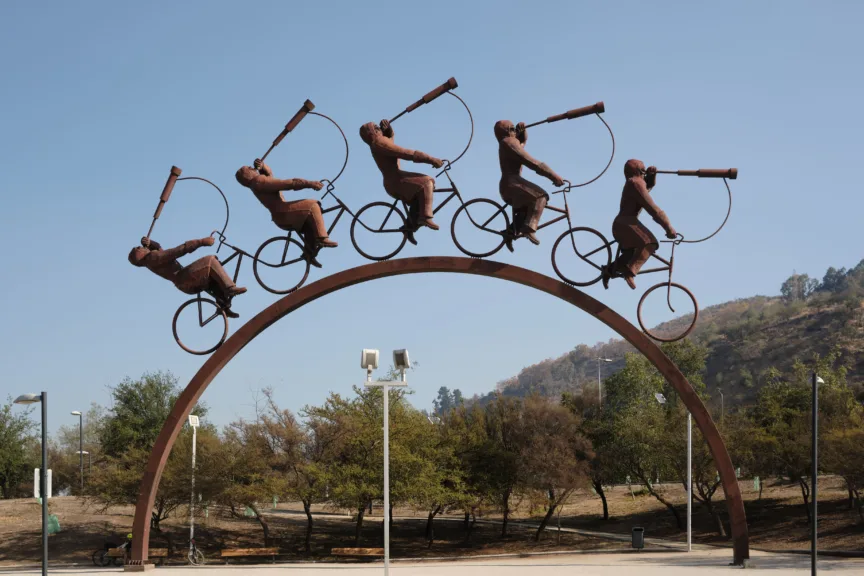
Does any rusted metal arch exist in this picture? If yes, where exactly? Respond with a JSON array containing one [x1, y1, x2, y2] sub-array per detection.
[[128, 257, 749, 569]]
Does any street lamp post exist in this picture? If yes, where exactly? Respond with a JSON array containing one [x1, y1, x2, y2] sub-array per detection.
[[362, 349, 410, 576], [77, 451, 91, 477], [15, 393, 48, 576], [71, 411, 83, 493], [811, 373, 824, 576], [655, 392, 691, 552], [597, 357, 613, 409], [188, 414, 200, 563]]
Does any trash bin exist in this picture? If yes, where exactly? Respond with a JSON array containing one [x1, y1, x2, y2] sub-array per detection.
[[631, 527, 644, 550]]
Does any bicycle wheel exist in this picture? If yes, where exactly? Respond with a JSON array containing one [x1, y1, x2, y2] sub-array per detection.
[[188, 548, 205, 565], [350, 201, 409, 261], [450, 198, 510, 258], [253, 236, 311, 295], [551, 227, 613, 287], [92, 550, 110, 567], [637, 282, 699, 342], [172, 297, 229, 355], [113, 554, 125, 566]]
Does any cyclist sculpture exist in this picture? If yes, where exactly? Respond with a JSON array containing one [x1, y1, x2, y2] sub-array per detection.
[[235, 159, 333, 267], [601, 159, 677, 290], [128, 236, 247, 318], [359, 118, 445, 245], [494, 119, 565, 247]]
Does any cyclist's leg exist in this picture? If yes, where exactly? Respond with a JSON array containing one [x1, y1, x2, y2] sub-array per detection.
[[392, 172, 436, 229]]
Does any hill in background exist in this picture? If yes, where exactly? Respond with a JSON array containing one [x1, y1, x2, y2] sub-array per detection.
[[474, 260, 864, 409]]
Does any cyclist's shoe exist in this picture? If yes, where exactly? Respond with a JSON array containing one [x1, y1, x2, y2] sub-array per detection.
[[601, 265, 611, 289], [505, 237, 514, 252], [318, 237, 338, 248], [625, 275, 637, 290], [227, 286, 247, 297], [307, 254, 323, 268], [420, 218, 440, 231], [223, 308, 240, 319], [400, 225, 418, 245], [519, 225, 540, 245]]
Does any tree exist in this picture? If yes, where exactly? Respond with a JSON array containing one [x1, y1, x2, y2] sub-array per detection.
[[780, 273, 819, 302], [89, 371, 209, 531], [518, 395, 591, 540], [820, 267, 848, 294], [749, 353, 855, 523], [304, 387, 383, 546], [259, 388, 325, 553], [0, 398, 37, 499], [478, 395, 523, 537], [433, 387, 465, 416]]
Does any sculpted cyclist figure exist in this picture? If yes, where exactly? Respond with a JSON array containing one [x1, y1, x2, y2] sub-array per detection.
[[235, 160, 336, 268], [601, 159, 677, 290], [359, 119, 444, 245], [128, 236, 247, 318], [494, 120, 565, 248]]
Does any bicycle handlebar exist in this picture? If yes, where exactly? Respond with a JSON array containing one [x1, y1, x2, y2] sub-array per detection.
[[522, 102, 605, 130], [260, 99, 316, 162], [656, 168, 738, 180], [390, 77, 458, 123]]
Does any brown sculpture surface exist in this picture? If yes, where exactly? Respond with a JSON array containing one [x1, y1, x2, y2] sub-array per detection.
[[602, 159, 677, 290], [128, 237, 247, 318], [235, 160, 336, 267], [359, 119, 444, 244], [494, 120, 565, 246]]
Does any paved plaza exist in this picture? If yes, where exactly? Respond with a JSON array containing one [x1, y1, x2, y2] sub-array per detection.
[[3, 550, 864, 576]]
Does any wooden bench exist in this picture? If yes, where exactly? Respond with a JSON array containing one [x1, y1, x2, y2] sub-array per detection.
[[107, 547, 168, 566], [220, 547, 279, 564], [332, 547, 385, 558]]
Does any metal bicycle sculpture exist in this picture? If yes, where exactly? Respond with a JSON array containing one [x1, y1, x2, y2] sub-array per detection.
[[549, 168, 738, 342], [448, 101, 614, 258], [167, 102, 353, 354], [347, 78, 476, 261]]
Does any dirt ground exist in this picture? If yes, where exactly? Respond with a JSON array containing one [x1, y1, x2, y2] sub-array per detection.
[[0, 476, 861, 566]]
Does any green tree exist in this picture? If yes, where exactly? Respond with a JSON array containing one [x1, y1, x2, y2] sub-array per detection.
[[0, 398, 37, 499]]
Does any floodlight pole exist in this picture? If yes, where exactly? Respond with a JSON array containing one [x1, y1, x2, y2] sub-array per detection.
[[811, 372, 822, 576], [687, 412, 692, 552], [188, 415, 199, 559], [364, 366, 408, 576]]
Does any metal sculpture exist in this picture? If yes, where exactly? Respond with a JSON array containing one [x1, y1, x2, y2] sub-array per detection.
[[350, 78, 476, 259], [550, 165, 738, 341], [125, 257, 750, 570], [602, 160, 677, 289], [131, 167, 246, 334], [129, 235, 247, 320], [449, 102, 614, 258], [495, 119, 565, 246]]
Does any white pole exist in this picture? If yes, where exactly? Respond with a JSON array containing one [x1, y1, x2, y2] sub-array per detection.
[[190, 424, 197, 551], [383, 380, 390, 576], [687, 412, 692, 552], [597, 359, 602, 409]]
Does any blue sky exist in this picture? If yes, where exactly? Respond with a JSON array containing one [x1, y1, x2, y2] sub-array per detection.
[[1, 1, 862, 433]]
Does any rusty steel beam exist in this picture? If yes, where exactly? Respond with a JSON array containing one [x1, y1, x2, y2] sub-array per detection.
[[128, 257, 749, 568]]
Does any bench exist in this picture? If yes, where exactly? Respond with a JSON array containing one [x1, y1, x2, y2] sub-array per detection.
[[220, 547, 279, 564], [332, 547, 385, 558], [107, 547, 168, 566]]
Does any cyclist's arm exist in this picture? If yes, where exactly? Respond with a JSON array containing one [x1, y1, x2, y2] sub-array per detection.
[[633, 179, 674, 234], [502, 137, 561, 183], [370, 136, 418, 162], [252, 174, 315, 193], [144, 240, 205, 265]]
